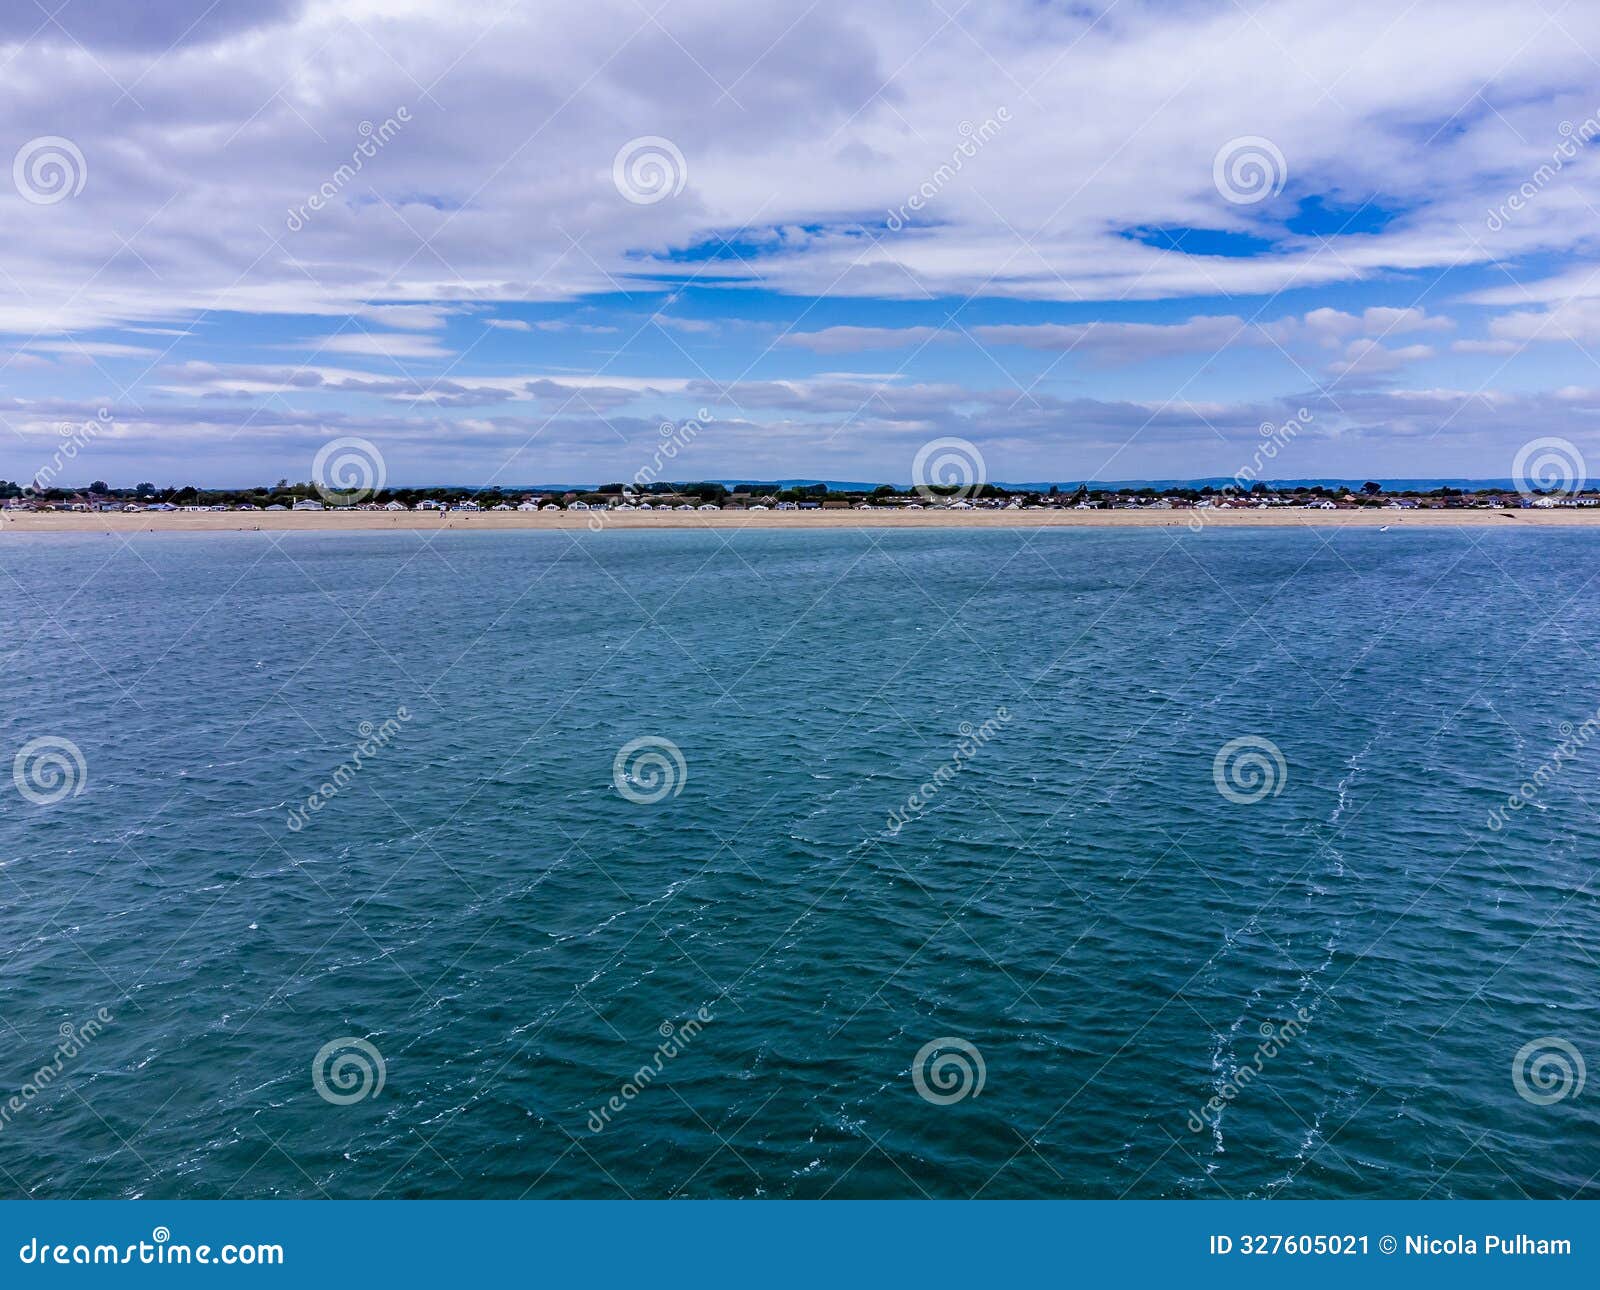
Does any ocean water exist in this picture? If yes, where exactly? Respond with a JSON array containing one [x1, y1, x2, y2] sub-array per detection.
[[1, 526, 1595, 1199]]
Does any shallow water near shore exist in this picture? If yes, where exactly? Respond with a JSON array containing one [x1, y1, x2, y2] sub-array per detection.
[[1, 526, 1595, 1198]]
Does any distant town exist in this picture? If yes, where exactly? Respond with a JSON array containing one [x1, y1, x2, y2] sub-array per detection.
[[2, 478, 1595, 514]]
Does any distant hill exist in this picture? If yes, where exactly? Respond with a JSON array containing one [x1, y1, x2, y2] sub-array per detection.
[[422, 477, 1524, 493]]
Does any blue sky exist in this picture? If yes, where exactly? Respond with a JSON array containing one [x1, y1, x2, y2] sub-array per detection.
[[5, 0, 1600, 486]]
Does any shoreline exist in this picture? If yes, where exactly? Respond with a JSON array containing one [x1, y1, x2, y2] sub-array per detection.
[[4, 507, 1598, 534], [3, 508, 1600, 531]]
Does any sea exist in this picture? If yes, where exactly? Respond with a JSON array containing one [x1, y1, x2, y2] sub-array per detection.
[[1, 526, 1595, 1198]]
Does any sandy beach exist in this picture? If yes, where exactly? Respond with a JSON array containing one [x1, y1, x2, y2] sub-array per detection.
[[4, 507, 1599, 534]]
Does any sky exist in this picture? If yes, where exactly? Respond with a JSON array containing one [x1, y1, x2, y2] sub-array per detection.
[[5, 0, 1600, 488]]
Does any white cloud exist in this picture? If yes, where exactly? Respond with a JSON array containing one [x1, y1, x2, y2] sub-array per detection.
[[26, 340, 161, 358], [779, 326, 950, 354], [1, 0, 1599, 479], [1, 0, 1598, 334], [306, 332, 455, 360], [1326, 340, 1436, 377]]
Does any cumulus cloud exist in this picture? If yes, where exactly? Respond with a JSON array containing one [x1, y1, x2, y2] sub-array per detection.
[[1326, 340, 1437, 378], [2, 0, 1600, 480]]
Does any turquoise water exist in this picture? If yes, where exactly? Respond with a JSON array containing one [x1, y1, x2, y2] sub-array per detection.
[[1, 527, 1595, 1198]]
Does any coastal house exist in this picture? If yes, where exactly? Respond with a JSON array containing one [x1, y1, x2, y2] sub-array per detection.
[[517, 500, 539, 511], [384, 500, 408, 511], [292, 499, 324, 511]]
